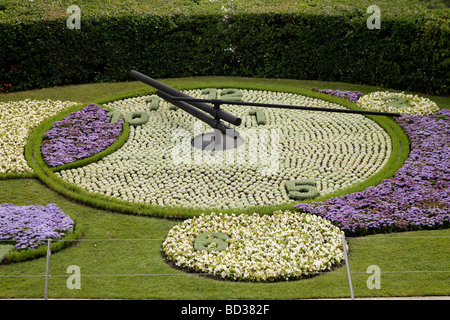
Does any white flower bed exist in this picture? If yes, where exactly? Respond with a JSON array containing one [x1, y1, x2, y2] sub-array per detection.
[[55, 89, 391, 209], [0, 99, 77, 173], [162, 210, 346, 281], [357, 91, 439, 115]]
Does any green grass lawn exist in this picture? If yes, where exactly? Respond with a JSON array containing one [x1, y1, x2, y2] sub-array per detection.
[[0, 179, 448, 299], [0, 77, 449, 299], [1, 76, 448, 109]]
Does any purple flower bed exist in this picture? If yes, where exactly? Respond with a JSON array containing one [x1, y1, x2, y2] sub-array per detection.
[[311, 87, 363, 102], [41, 103, 124, 167], [0, 203, 74, 250], [294, 109, 450, 236]]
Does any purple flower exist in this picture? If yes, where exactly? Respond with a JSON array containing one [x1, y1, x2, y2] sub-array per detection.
[[41, 103, 124, 167], [311, 87, 364, 102], [294, 110, 450, 235], [0, 203, 74, 250]]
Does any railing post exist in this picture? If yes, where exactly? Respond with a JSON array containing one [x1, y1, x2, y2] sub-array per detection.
[[342, 235, 355, 300], [44, 239, 51, 300]]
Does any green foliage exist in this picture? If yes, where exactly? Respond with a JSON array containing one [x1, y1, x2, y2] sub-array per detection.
[[146, 97, 160, 111], [194, 231, 229, 252], [416, 0, 449, 9], [383, 96, 410, 108], [0, 245, 14, 262], [285, 179, 320, 200], [0, 1, 447, 95], [124, 111, 149, 126], [108, 110, 122, 123], [219, 89, 243, 101], [1, 176, 448, 298], [249, 108, 266, 125]]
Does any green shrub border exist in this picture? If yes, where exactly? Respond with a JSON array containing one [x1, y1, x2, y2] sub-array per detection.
[[25, 80, 410, 219], [0, 172, 36, 180], [2, 10, 448, 95]]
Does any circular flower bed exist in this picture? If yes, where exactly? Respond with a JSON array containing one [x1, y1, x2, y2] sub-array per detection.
[[41, 103, 124, 167], [162, 210, 346, 281], [357, 91, 439, 115], [0, 99, 77, 174], [0, 203, 74, 250], [55, 89, 391, 209]]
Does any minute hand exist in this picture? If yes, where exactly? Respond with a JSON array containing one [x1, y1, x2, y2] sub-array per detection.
[[169, 97, 402, 117]]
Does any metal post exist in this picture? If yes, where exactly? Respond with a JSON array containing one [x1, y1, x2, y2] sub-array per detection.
[[44, 239, 51, 300], [342, 235, 355, 300]]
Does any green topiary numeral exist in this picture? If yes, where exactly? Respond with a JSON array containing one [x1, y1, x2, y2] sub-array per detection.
[[194, 231, 229, 253], [108, 110, 122, 123], [220, 89, 243, 101], [285, 179, 319, 200], [145, 97, 160, 111], [249, 108, 266, 125], [124, 111, 149, 126], [202, 88, 218, 100], [382, 96, 409, 109]]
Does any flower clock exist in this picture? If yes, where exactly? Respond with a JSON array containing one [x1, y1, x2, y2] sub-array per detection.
[[55, 89, 393, 209], [0, 83, 448, 282]]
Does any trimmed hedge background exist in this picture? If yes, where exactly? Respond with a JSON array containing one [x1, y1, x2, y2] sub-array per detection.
[[0, 1, 448, 95]]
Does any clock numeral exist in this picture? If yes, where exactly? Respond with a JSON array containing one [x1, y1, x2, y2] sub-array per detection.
[[145, 97, 160, 111], [194, 232, 229, 252], [220, 89, 243, 101], [110, 89, 244, 127], [202, 88, 218, 100], [124, 111, 149, 126], [249, 108, 266, 125], [108, 110, 122, 123], [203, 88, 243, 101], [285, 179, 320, 200], [382, 96, 409, 109]]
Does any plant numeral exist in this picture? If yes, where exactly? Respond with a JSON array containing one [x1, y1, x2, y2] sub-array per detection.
[[202, 88, 218, 100], [194, 231, 229, 252], [285, 179, 319, 200], [220, 89, 243, 101], [382, 96, 409, 109], [124, 111, 149, 126], [145, 97, 160, 111], [108, 110, 122, 123], [249, 108, 266, 125]]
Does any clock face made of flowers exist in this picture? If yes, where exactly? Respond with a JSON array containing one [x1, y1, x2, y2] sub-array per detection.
[[4, 72, 444, 281], [44, 73, 401, 212]]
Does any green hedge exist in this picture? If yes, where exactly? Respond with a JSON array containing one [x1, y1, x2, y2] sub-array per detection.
[[1, 6, 448, 95], [226, 12, 449, 96]]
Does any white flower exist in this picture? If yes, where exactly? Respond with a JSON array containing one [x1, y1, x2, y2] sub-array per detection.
[[357, 91, 439, 115], [0, 99, 77, 173], [56, 89, 391, 209], [162, 210, 346, 281]]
